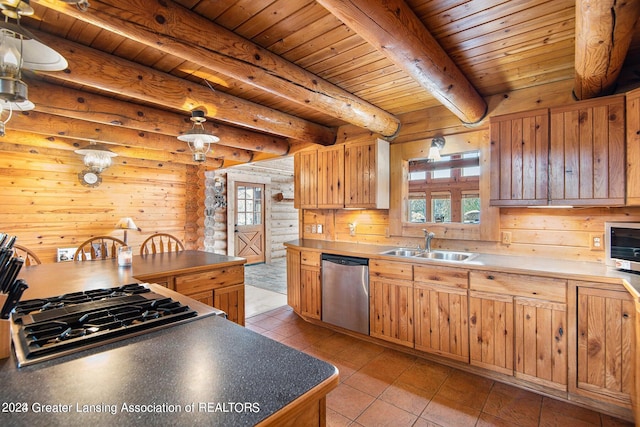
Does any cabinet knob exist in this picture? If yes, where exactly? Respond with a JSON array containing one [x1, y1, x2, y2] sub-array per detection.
[[487, 275, 494, 280]]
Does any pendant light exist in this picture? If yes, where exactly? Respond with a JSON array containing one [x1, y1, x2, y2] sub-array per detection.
[[178, 110, 219, 162], [75, 141, 118, 173], [427, 136, 445, 161], [0, 1, 68, 135]]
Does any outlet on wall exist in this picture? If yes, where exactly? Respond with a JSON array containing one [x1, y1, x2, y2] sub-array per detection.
[[590, 233, 604, 251], [501, 231, 512, 245]]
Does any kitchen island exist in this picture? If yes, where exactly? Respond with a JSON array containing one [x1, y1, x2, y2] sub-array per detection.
[[18, 250, 247, 325], [1, 250, 339, 426]]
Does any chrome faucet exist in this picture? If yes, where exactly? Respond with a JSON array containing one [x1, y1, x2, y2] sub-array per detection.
[[423, 229, 435, 253]]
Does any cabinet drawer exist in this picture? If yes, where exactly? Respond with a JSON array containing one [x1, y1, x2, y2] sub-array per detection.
[[414, 265, 469, 289], [370, 259, 413, 281], [470, 271, 566, 302], [301, 251, 321, 267], [175, 265, 244, 295]]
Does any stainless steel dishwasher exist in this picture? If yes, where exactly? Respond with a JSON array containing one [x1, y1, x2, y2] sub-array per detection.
[[321, 254, 369, 335]]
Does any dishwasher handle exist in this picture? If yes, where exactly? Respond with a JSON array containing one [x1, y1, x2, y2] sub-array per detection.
[[321, 253, 368, 267]]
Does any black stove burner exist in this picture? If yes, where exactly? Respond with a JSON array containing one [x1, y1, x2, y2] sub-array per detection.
[[13, 283, 151, 316], [11, 284, 198, 367]]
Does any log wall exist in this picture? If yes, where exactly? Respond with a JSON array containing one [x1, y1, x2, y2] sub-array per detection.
[[0, 141, 189, 264]]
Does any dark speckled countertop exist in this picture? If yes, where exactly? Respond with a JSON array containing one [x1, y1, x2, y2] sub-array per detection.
[[0, 315, 338, 426]]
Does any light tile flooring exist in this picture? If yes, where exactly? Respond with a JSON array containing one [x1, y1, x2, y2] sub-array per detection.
[[244, 260, 633, 427]]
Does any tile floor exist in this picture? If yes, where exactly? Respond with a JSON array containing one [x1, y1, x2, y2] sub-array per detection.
[[244, 260, 634, 427]]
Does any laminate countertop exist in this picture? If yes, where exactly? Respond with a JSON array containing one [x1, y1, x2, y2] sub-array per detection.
[[17, 250, 247, 299], [0, 314, 338, 426], [284, 239, 640, 299]]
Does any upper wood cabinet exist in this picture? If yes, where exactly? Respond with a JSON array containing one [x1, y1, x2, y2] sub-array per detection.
[[489, 94, 627, 207], [550, 94, 625, 206], [294, 139, 389, 209], [344, 139, 389, 209], [490, 108, 549, 206], [627, 87, 640, 205]]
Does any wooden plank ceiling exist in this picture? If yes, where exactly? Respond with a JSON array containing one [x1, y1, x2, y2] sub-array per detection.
[[3, 0, 639, 167]]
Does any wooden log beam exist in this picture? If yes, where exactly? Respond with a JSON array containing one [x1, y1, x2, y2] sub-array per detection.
[[574, 0, 640, 100], [5, 111, 254, 164], [316, 0, 487, 125], [25, 78, 287, 158], [30, 31, 335, 147], [32, 0, 401, 139]]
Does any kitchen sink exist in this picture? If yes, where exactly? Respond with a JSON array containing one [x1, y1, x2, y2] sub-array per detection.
[[414, 251, 477, 262], [380, 248, 424, 257], [379, 248, 477, 262]]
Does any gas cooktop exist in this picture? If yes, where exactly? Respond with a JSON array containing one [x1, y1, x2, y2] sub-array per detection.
[[10, 283, 207, 367]]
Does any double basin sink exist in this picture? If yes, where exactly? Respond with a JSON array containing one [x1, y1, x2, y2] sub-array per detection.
[[379, 248, 477, 262]]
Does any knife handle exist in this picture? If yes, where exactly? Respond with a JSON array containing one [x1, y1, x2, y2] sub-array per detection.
[[1, 279, 28, 319]]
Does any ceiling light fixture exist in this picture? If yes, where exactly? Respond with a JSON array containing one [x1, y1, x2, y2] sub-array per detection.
[[75, 141, 117, 173], [0, 1, 68, 135], [60, 0, 90, 12], [427, 136, 445, 161], [178, 110, 219, 163]]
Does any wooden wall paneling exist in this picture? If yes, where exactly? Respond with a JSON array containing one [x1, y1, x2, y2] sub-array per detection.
[[627, 87, 640, 205]]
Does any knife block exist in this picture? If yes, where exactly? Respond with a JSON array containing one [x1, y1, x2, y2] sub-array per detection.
[[0, 294, 9, 359]]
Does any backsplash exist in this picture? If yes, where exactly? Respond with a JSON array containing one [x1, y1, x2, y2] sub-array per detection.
[[301, 206, 640, 263]]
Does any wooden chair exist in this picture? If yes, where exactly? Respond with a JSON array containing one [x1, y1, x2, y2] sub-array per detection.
[[13, 244, 42, 266], [140, 233, 185, 255], [74, 236, 127, 261]]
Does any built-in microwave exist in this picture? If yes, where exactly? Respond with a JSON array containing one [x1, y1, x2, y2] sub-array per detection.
[[605, 222, 640, 272]]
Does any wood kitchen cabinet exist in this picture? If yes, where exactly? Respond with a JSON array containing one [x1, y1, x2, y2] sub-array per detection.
[[300, 251, 322, 319], [627, 87, 640, 205], [569, 280, 634, 412], [490, 108, 549, 206], [369, 259, 414, 347], [294, 150, 318, 209], [293, 139, 389, 209], [549, 94, 625, 206], [414, 264, 469, 362], [469, 270, 567, 382], [344, 139, 389, 209], [286, 247, 301, 313], [173, 264, 246, 326]]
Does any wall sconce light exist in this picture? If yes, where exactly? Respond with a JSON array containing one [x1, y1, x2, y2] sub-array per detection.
[[75, 141, 117, 187], [114, 217, 141, 245], [178, 110, 219, 162], [427, 136, 445, 161], [0, 3, 67, 135]]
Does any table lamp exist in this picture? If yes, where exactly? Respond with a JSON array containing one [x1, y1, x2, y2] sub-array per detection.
[[115, 217, 141, 245]]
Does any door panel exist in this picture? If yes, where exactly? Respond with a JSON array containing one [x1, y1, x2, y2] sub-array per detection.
[[235, 182, 265, 264]]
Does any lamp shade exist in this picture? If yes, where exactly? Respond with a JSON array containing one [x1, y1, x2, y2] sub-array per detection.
[[75, 142, 117, 173], [0, 21, 67, 71], [115, 217, 141, 231]]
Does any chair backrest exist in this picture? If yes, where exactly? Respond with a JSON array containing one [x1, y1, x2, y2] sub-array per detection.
[[140, 233, 185, 255], [13, 244, 42, 266], [74, 236, 127, 261]]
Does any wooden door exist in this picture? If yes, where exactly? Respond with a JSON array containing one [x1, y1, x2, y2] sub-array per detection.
[[549, 95, 625, 206], [489, 108, 549, 206], [317, 145, 344, 208], [294, 150, 317, 209], [514, 297, 567, 390], [370, 276, 414, 348], [234, 182, 265, 264], [469, 290, 514, 376], [286, 248, 301, 313], [300, 266, 321, 319], [572, 283, 634, 408]]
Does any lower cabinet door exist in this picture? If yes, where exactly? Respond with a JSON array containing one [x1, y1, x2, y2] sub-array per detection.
[[300, 267, 321, 319], [469, 290, 514, 375], [414, 283, 469, 362], [370, 277, 414, 347], [514, 297, 567, 390], [214, 284, 245, 326], [572, 283, 634, 409]]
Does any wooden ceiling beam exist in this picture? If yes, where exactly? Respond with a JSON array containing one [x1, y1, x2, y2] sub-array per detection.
[[32, 0, 400, 139], [30, 30, 335, 147], [316, 0, 487, 125], [5, 111, 254, 164], [25, 78, 287, 158], [574, 0, 640, 100]]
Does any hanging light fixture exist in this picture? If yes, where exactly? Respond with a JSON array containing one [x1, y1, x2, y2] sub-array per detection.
[[0, 1, 68, 135], [427, 136, 445, 161], [178, 110, 219, 162], [75, 141, 118, 173]]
